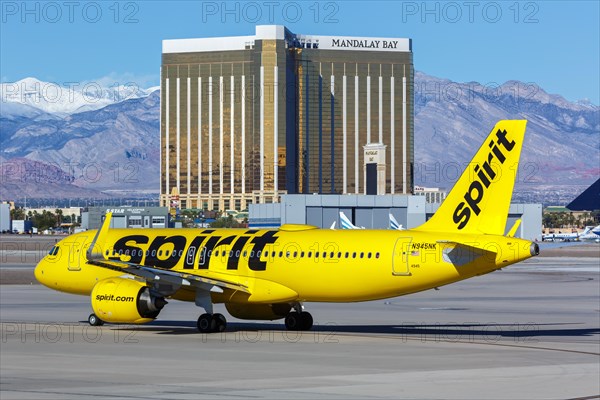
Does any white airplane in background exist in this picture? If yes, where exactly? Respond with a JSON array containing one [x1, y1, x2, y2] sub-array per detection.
[[579, 225, 600, 242], [541, 226, 597, 242]]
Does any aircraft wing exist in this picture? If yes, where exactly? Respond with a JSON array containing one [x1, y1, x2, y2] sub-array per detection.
[[86, 257, 249, 294]]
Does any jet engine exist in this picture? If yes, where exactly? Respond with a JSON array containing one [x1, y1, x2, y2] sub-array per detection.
[[91, 278, 166, 324], [225, 302, 291, 320]]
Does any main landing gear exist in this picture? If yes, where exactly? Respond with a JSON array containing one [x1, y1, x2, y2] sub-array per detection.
[[285, 303, 313, 331], [284, 311, 313, 331], [197, 313, 227, 333]]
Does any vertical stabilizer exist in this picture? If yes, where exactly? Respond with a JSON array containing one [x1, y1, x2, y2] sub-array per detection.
[[417, 120, 527, 235]]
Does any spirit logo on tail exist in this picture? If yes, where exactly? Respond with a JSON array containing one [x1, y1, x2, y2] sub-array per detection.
[[454, 129, 517, 229]]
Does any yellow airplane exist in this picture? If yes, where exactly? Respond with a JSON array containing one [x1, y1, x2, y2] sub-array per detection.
[[35, 120, 538, 333]]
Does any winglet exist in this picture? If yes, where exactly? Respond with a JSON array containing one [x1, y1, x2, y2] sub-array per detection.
[[86, 212, 112, 261], [507, 219, 521, 237]]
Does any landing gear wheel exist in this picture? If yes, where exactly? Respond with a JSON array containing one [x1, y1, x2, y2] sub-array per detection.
[[197, 313, 216, 333], [88, 313, 104, 326], [213, 313, 227, 332], [285, 312, 303, 331], [300, 311, 313, 330], [285, 311, 313, 331]]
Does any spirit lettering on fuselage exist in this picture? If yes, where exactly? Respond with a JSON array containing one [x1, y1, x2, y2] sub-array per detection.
[[110, 230, 281, 271], [453, 129, 516, 230]]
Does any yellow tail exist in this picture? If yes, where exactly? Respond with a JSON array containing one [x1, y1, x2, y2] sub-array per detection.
[[417, 120, 527, 235]]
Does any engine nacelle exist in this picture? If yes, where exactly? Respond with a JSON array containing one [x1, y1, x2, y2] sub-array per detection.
[[91, 278, 166, 324], [226, 302, 291, 320]]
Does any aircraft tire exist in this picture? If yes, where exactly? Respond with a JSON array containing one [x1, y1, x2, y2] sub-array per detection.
[[88, 313, 104, 326], [197, 313, 216, 333], [214, 313, 227, 332], [300, 312, 313, 330], [285, 312, 301, 330]]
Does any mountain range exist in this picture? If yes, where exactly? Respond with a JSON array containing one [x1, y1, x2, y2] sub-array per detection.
[[1, 74, 598, 203]]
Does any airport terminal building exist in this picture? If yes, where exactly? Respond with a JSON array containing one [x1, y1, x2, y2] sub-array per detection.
[[160, 25, 414, 211]]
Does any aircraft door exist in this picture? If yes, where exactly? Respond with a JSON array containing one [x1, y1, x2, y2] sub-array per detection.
[[392, 237, 412, 276], [65, 237, 86, 271]]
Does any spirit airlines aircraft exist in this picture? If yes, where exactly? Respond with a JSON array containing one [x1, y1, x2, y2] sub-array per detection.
[[35, 120, 538, 333]]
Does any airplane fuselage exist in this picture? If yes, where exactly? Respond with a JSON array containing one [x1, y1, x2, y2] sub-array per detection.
[[37, 226, 535, 304]]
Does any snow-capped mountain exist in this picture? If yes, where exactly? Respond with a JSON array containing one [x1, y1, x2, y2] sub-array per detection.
[[0, 77, 159, 116], [1, 87, 160, 199], [0, 73, 598, 201]]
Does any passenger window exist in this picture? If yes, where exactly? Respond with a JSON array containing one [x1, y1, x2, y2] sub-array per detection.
[[294, 251, 298, 258], [243, 251, 247, 257], [286, 251, 290, 257], [352, 252, 356, 258], [264, 251, 269, 257], [330, 252, 334, 258], [279, 251, 283, 258], [257, 250, 261, 258], [367, 252, 372, 259], [308, 252, 312, 258], [345, 252, 349, 258], [165, 250, 170, 256], [360, 252, 364, 258], [301, 251, 305, 258], [376, 252, 380, 259], [158, 250, 162, 256]]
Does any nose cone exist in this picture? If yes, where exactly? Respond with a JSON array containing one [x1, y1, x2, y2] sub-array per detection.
[[34, 260, 45, 285], [34, 259, 51, 288]]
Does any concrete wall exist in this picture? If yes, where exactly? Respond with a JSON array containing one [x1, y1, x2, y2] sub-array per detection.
[[250, 194, 542, 240], [250, 194, 426, 229]]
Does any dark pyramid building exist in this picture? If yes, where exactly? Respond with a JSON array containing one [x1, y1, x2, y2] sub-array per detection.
[[567, 178, 600, 211]]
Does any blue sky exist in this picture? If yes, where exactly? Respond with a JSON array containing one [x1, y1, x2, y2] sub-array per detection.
[[1, 1, 599, 103]]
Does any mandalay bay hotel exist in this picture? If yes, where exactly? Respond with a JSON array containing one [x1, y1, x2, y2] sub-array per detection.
[[160, 25, 414, 211]]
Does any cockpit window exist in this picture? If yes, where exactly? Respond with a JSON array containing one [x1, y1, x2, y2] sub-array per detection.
[[48, 246, 59, 256]]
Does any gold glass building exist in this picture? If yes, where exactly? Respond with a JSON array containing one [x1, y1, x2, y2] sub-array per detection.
[[160, 25, 413, 210]]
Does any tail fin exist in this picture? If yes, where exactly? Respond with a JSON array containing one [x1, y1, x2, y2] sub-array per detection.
[[389, 213, 403, 230], [417, 120, 527, 235], [339, 212, 361, 229]]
